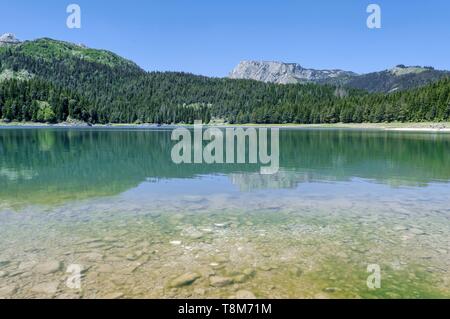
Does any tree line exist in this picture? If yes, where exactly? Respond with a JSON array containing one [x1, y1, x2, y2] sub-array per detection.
[[1, 47, 450, 124]]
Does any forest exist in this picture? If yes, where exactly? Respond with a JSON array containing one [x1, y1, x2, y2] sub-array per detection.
[[1, 39, 450, 125]]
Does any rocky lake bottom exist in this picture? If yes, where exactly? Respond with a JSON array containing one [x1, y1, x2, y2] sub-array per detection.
[[0, 185, 449, 299], [1, 128, 450, 299]]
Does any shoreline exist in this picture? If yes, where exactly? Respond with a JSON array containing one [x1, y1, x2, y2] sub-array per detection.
[[1, 121, 450, 132]]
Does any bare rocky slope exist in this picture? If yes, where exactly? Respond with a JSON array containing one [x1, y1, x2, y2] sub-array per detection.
[[229, 60, 356, 84]]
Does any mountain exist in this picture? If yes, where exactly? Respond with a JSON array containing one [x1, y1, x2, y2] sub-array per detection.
[[1, 34, 450, 125], [229, 61, 450, 93], [229, 61, 356, 84], [0, 33, 21, 46], [2, 37, 142, 71], [340, 65, 450, 93]]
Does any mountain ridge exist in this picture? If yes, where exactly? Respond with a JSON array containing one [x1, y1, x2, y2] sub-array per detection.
[[1, 34, 450, 125], [3, 33, 448, 94], [229, 60, 357, 85], [0, 34, 142, 72], [229, 60, 450, 93]]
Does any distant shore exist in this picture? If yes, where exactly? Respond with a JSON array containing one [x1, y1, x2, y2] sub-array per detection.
[[1, 121, 450, 132]]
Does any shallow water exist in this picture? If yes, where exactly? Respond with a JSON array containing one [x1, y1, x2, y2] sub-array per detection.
[[0, 128, 449, 298]]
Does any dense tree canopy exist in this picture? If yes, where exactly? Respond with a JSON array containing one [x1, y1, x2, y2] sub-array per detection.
[[1, 40, 450, 124]]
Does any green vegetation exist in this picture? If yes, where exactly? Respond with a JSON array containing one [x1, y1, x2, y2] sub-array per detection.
[[0, 78, 90, 123], [337, 66, 450, 93], [1, 38, 450, 124], [5, 38, 141, 70]]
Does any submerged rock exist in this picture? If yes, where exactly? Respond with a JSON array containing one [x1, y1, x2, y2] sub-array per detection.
[[80, 252, 104, 262], [97, 264, 115, 273], [34, 261, 62, 275], [243, 268, 256, 277], [214, 222, 231, 228], [210, 276, 233, 287], [31, 282, 59, 295], [170, 272, 201, 288], [188, 232, 204, 240], [6, 270, 26, 278], [77, 238, 103, 245], [259, 265, 275, 272], [102, 237, 118, 243], [193, 288, 206, 296], [232, 274, 249, 283], [119, 263, 142, 275], [409, 228, 426, 235], [235, 290, 256, 299], [393, 225, 409, 231], [0, 284, 18, 297], [18, 261, 37, 270], [126, 251, 144, 261], [214, 256, 229, 263], [209, 262, 225, 270]]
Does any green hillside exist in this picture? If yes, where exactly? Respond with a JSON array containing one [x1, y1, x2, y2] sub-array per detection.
[[1, 37, 450, 125], [0, 38, 142, 71]]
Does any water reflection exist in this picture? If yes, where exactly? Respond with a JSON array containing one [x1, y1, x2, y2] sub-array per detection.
[[1, 128, 450, 206]]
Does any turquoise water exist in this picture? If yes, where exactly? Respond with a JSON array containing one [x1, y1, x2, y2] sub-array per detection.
[[0, 128, 449, 298]]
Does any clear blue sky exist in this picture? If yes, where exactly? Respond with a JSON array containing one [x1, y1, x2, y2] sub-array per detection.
[[1, 0, 449, 77]]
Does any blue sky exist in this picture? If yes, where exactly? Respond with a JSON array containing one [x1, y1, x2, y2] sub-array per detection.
[[1, 0, 449, 76]]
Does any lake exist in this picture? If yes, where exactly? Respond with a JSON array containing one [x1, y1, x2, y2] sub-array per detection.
[[0, 127, 449, 298]]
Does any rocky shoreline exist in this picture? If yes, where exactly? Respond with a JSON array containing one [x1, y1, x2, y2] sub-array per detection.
[[1, 121, 450, 132]]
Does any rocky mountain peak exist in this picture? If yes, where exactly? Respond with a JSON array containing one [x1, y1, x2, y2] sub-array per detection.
[[229, 60, 357, 84], [0, 33, 21, 46], [229, 60, 450, 93]]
